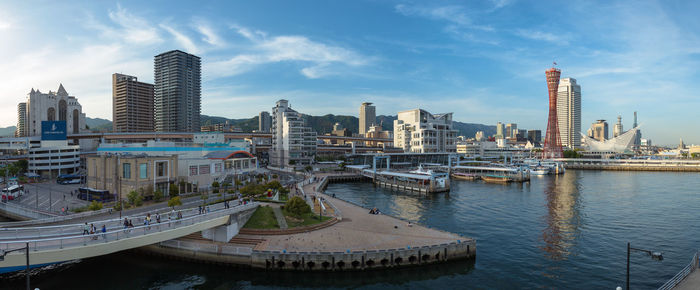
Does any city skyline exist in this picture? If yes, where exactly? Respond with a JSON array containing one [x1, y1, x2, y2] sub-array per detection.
[[1, 1, 699, 144]]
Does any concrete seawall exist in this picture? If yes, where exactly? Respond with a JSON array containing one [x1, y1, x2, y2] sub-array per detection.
[[142, 173, 476, 271], [564, 164, 700, 172]]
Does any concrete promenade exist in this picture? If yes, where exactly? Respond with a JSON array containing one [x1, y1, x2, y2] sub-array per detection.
[[674, 269, 700, 290], [158, 172, 475, 271]]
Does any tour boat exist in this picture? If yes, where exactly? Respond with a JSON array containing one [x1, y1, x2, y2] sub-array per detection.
[[451, 172, 479, 181], [530, 166, 550, 176], [482, 175, 512, 183]]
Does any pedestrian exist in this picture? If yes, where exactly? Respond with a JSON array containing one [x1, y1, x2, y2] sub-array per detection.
[[146, 213, 151, 225], [123, 218, 129, 229], [82, 222, 89, 235], [206, 206, 210, 213], [101, 224, 107, 240], [156, 213, 161, 223]]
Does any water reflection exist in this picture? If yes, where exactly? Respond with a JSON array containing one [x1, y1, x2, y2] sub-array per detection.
[[540, 171, 584, 261]]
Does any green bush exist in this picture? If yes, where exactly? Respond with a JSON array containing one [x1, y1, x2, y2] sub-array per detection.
[[284, 196, 311, 217], [113, 202, 122, 211], [127, 191, 139, 205], [168, 196, 182, 208], [88, 201, 103, 211], [212, 181, 220, 188], [134, 194, 143, 206], [153, 190, 164, 202]]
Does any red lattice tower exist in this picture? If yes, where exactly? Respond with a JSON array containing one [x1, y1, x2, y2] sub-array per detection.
[[542, 67, 563, 159]]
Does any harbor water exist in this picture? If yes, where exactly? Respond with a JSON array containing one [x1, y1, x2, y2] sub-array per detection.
[[2, 170, 699, 289]]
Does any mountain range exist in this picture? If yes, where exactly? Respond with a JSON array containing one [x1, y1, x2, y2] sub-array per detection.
[[1, 115, 496, 139]]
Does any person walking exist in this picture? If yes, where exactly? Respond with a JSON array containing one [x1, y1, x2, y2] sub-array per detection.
[[82, 222, 89, 235], [101, 225, 107, 240]]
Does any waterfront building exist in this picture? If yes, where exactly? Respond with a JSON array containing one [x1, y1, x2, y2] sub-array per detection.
[[590, 120, 608, 142], [331, 123, 351, 137], [633, 111, 642, 149], [112, 73, 155, 132], [365, 125, 393, 147], [86, 154, 179, 199], [393, 109, 457, 153], [613, 115, 623, 138], [25, 85, 86, 137], [95, 134, 257, 191], [258, 111, 271, 132], [581, 127, 639, 156], [359, 102, 376, 135], [506, 123, 517, 138], [154, 50, 201, 132], [271, 100, 317, 167], [200, 121, 238, 132], [557, 78, 582, 149], [15, 103, 26, 137], [495, 122, 504, 139], [527, 130, 542, 143]]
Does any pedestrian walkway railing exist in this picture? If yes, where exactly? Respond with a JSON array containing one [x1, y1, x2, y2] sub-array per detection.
[[658, 251, 700, 290], [159, 239, 253, 256], [0, 201, 58, 220], [0, 207, 111, 228], [0, 203, 259, 255], [0, 200, 246, 241]]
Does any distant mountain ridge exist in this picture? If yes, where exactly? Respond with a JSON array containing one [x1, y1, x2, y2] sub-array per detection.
[[0, 115, 496, 138]]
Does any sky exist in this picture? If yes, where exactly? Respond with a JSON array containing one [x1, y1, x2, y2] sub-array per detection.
[[1, 0, 699, 145]]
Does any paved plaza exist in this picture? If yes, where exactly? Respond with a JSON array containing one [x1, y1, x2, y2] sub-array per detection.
[[5, 180, 88, 214]]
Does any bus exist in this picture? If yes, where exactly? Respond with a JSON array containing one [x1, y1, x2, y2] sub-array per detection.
[[57, 174, 83, 185], [77, 187, 114, 202], [1, 184, 24, 201]]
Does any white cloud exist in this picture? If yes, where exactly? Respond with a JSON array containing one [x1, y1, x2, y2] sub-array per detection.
[[160, 24, 200, 54], [195, 23, 225, 47], [208, 26, 368, 79], [514, 29, 570, 45], [86, 5, 162, 45], [395, 4, 494, 32], [0, 21, 9, 30]]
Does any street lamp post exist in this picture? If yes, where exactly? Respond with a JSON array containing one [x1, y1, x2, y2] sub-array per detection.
[[626, 242, 663, 290], [0, 242, 31, 290]]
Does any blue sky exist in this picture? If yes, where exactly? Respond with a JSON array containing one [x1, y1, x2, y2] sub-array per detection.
[[1, 0, 699, 145]]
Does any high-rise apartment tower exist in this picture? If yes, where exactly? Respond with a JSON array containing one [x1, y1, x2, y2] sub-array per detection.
[[154, 50, 201, 132], [112, 73, 154, 132], [557, 78, 581, 149]]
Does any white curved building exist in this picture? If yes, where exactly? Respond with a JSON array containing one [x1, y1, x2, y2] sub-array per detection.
[[581, 127, 639, 153]]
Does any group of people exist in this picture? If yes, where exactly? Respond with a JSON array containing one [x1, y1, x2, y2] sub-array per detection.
[[368, 207, 382, 215], [82, 222, 107, 240], [197, 205, 210, 214]]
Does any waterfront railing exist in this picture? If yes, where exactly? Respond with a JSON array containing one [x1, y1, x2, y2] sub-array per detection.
[[657, 251, 699, 290]]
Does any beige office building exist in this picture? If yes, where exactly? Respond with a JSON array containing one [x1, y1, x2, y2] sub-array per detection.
[[112, 73, 155, 132], [86, 154, 179, 199]]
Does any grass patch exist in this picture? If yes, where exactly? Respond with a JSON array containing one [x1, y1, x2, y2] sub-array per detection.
[[243, 205, 279, 229], [283, 212, 332, 228]]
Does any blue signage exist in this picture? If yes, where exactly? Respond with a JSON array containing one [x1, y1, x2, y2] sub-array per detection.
[[41, 121, 67, 140]]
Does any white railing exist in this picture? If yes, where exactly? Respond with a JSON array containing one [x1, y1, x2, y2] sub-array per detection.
[[658, 251, 699, 290], [0, 203, 258, 255], [0, 201, 58, 220]]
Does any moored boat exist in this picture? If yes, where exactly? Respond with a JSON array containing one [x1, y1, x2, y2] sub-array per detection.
[[451, 172, 480, 181], [482, 175, 512, 183]]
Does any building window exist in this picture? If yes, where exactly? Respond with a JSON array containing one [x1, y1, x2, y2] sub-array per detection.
[[199, 165, 210, 175], [139, 163, 148, 179], [189, 166, 198, 176], [214, 163, 222, 173], [122, 163, 131, 179], [156, 162, 167, 177]]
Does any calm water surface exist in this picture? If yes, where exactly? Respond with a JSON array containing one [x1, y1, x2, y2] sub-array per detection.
[[2, 170, 699, 289]]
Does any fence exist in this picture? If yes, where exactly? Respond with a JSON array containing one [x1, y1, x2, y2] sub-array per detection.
[[658, 251, 699, 290], [0, 201, 59, 221]]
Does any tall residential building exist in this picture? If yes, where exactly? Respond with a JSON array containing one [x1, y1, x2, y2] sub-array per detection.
[[271, 100, 317, 167], [557, 77, 582, 149], [359, 102, 376, 135], [258, 111, 271, 132], [154, 50, 201, 132], [633, 111, 642, 149], [613, 115, 623, 138], [590, 120, 608, 142], [25, 84, 86, 136], [16, 102, 26, 137], [505, 123, 517, 138], [496, 122, 505, 139], [112, 73, 154, 132], [393, 109, 457, 153]]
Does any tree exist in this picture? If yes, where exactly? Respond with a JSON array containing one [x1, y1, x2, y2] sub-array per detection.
[[288, 160, 296, 165], [284, 196, 311, 217], [169, 183, 179, 197], [168, 196, 182, 209], [304, 165, 313, 172]]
